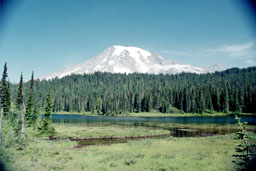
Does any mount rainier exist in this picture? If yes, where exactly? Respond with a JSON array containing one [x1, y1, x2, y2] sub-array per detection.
[[42, 45, 225, 80]]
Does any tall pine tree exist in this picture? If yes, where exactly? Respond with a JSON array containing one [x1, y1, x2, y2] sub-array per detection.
[[26, 72, 35, 126], [15, 73, 26, 149], [0, 63, 11, 145], [222, 83, 229, 113], [1, 62, 11, 116]]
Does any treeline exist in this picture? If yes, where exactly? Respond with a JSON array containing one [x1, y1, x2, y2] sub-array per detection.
[[11, 67, 256, 115]]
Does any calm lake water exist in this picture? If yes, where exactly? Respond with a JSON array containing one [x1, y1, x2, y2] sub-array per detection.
[[51, 114, 256, 125], [51, 114, 256, 138]]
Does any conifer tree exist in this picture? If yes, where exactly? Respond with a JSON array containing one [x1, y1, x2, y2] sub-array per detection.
[[96, 97, 102, 114], [238, 89, 244, 112], [0, 83, 3, 145], [0, 64, 13, 146], [15, 73, 26, 149], [6, 82, 11, 115], [45, 91, 53, 119], [141, 96, 147, 112], [184, 88, 191, 112], [233, 115, 256, 170], [206, 92, 214, 113], [234, 90, 241, 113], [147, 95, 152, 112], [38, 91, 55, 136], [1, 62, 11, 116], [213, 88, 221, 112], [0, 66, 3, 145], [190, 89, 196, 113], [223, 84, 229, 113], [16, 74, 24, 109], [134, 93, 141, 113], [0, 108, 2, 145], [26, 72, 35, 126]]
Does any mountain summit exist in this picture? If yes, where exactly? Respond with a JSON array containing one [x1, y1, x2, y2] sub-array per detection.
[[41, 45, 222, 80]]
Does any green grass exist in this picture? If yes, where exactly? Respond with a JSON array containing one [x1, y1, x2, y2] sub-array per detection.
[[54, 124, 169, 138], [119, 112, 229, 117], [0, 133, 241, 171], [1, 123, 255, 171], [53, 111, 94, 115]]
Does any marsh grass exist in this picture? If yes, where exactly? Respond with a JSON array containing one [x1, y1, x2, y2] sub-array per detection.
[[54, 124, 170, 138], [0, 133, 244, 171], [1, 123, 255, 170]]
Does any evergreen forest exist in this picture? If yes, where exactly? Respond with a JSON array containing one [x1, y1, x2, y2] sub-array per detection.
[[9, 66, 256, 115]]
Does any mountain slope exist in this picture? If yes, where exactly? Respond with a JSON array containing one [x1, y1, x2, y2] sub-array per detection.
[[204, 64, 227, 73], [42, 45, 220, 80]]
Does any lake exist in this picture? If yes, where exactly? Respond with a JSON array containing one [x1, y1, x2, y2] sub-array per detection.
[[51, 114, 256, 124], [51, 114, 256, 138]]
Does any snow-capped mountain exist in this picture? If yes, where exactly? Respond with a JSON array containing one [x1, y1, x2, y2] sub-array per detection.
[[41, 45, 223, 80], [204, 64, 227, 73]]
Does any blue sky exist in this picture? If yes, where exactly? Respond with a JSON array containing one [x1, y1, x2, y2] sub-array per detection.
[[0, 0, 255, 82]]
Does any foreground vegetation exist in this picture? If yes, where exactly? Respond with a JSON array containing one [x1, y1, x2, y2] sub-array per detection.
[[1, 123, 255, 171]]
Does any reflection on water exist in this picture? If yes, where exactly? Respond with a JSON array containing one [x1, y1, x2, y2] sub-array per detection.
[[114, 122, 256, 137], [52, 114, 256, 138], [52, 114, 256, 125]]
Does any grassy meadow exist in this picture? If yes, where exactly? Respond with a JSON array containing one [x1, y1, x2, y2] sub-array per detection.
[[1, 123, 255, 171]]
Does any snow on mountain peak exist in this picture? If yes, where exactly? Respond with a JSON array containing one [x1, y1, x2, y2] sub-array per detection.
[[111, 45, 151, 60], [41, 45, 225, 80]]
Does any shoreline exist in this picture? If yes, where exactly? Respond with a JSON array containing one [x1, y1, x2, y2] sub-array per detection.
[[51, 111, 256, 117]]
